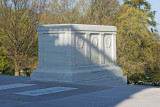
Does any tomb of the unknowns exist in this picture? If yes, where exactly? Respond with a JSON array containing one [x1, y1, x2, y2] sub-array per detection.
[[31, 24, 127, 86]]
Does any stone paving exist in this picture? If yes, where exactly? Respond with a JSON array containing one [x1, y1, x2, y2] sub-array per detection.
[[0, 74, 160, 107]]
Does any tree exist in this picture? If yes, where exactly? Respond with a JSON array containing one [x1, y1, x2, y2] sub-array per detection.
[[0, 0, 46, 76], [39, 0, 120, 25], [123, 0, 156, 27], [39, 0, 82, 24], [150, 33, 160, 81], [116, 4, 156, 80], [86, 0, 119, 25]]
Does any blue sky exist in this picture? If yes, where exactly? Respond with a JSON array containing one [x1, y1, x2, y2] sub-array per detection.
[[147, 0, 160, 33], [119, 0, 160, 33]]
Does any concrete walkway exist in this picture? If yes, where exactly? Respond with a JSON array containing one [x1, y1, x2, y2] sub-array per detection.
[[0, 74, 160, 107]]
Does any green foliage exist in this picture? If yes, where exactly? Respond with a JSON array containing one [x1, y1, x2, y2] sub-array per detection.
[[151, 71, 160, 82], [0, 48, 10, 74], [116, 5, 157, 81], [123, 0, 156, 26]]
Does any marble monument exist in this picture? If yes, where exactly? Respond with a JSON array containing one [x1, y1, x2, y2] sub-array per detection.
[[31, 24, 127, 85]]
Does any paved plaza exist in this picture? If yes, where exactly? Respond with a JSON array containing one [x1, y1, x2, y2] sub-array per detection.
[[0, 74, 160, 107]]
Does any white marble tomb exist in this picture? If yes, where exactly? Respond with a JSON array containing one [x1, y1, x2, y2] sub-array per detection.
[[31, 24, 127, 85]]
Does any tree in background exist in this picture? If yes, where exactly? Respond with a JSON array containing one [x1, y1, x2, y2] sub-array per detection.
[[123, 0, 156, 27], [0, 0, 46, 76], [84, 0, 119, 25], [39, 0, 82, 24], [39, 0, 120, 25], [116, 4, 159, 81], [150, 33, 160, 81]]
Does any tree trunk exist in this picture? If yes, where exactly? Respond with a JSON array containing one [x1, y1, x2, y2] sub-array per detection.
[[15, 70, 19, 76], [14, 59, 20, 76]]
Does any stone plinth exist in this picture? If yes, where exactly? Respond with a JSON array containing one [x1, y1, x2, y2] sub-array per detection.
[[31, 24, 127, 85]]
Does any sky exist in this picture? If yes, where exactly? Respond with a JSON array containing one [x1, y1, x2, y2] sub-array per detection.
[[146, 0, 160, 33], [119, 0, 160, 33]]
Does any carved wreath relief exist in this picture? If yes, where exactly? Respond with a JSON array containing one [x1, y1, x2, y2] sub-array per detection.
[[105, 37, 111, 48], [76, 37, 84, 49], [92, 37, 98, 47]]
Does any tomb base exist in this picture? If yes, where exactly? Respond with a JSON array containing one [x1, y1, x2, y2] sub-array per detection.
[[31, 65, 127, 86]]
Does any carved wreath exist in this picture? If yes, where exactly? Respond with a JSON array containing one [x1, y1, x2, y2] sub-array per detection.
[[76, 37, 84, 49]]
